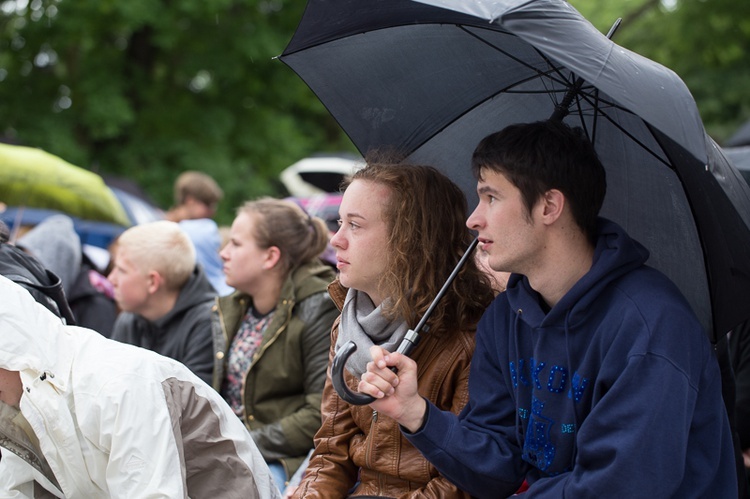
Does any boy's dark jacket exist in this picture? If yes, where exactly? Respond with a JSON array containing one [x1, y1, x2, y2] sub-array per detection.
[[110, 265, 216, 384]]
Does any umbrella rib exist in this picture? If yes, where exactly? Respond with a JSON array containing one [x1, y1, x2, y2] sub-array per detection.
[[573, 87, 610, 144], [573, 92, 594, 142], [461, 26, 574, 93], [467, 28, 614, 119], [588, 88, 607, 146], [579, 98, 672, 168], [576, 91, 632, 115], [356, 23, 668, 169], [589, 89, 599, 144], [565, 85, 641, 122]]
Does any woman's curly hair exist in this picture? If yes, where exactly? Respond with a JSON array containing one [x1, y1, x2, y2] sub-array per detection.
[[345, 157, 495, 337]]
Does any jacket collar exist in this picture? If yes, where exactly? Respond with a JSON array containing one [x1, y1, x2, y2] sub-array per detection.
[[328, 279, 347, 311], [218, 260, 336, 312]]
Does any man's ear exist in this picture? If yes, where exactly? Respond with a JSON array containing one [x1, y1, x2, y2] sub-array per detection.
[[540, 189, 565, 225], [263, 246, 282, 271]]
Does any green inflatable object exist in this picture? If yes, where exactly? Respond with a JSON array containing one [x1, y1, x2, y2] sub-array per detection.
[[0, 143, 130, 226]]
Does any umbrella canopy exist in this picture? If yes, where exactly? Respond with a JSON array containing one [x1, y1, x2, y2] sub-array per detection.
[[280, 0, 750, 341], [0, 143, 130, 226]]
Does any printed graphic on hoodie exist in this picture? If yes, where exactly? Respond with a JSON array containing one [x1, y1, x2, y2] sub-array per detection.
[[510, 357, 590, 474]]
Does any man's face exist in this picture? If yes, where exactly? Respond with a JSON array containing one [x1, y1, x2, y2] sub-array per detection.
[[466, 169, 543, 275], [0, 368, 23, 408], [330, 179, 391, 306], [108, 247, 151, 314]]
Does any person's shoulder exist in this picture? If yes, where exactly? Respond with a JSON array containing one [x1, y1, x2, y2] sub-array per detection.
[[293, 260, 336, 284], [439, 326, 477, 358], [72, 336, 194, 388], [166, 298, 214, 333], [70, 351, 203, 436], [611, 265, 695, 315], [167, 272, 216, 317], [603, 266, 711, 358], [111, 311, 139, 337], [290, 265, 337, 304], [69, 336, 154, 387], [296, 289, 337, 322]]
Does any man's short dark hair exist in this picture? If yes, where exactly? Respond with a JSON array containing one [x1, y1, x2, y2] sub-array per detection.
[[472, 120, 606, 243]]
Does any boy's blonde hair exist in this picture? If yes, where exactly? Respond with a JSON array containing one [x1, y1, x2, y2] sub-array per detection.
[[117, 221, 196, 291]]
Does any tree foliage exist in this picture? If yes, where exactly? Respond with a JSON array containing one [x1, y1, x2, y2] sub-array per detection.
[[572, 0, 750, 143], [0, 0, 354, 224], [0, 0, 747, 224]]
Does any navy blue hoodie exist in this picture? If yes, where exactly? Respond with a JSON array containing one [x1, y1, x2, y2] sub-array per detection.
[[407, 218, 736, 498]]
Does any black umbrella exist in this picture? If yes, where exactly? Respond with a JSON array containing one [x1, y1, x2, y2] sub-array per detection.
[[281, 0, 750, 347]]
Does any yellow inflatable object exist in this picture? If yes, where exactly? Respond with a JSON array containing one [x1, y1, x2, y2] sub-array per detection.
[[0, 143, 130, 226]]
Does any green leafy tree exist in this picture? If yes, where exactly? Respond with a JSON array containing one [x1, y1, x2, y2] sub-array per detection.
[[1, 0, 747, 226], [572, 0, 750, 143], [0, 0, 354, 224]]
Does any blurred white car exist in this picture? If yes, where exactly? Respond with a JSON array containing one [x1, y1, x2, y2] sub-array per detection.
[[280, 154, 363, 196]]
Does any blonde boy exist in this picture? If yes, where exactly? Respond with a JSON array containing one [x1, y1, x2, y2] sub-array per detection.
[[109, 221, 216, 383]]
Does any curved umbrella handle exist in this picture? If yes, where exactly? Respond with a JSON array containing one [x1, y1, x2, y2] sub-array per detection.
[[331, 237, 479, 406], [331, 340, 378, 405], [330, 329, 421, 406]]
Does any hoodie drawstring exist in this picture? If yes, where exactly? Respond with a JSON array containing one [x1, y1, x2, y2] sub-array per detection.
[[563, 310, 578, 472], [513, 308, 524, 451]]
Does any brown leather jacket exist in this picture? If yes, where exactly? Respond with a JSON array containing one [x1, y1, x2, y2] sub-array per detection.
[[292, 280, 475, 498]]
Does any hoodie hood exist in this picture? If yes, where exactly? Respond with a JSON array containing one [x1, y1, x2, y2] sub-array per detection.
[[153, 264, 216, 328], [0, 274, 71, 391], [286, 259, 337, 303], [505, 218, 649, 329], [18, 215, 82, 295]]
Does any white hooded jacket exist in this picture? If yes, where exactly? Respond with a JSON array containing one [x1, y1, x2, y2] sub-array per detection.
[[0, 275, 281, 498]]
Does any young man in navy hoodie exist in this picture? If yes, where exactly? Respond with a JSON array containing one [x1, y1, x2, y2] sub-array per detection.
[[359, 120, 738, 498]]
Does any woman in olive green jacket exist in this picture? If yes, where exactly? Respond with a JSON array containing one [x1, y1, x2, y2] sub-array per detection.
[[211, 198, 338, 492]]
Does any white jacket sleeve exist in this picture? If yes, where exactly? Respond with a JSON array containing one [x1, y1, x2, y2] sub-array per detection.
[[79, 376, 188, 498]]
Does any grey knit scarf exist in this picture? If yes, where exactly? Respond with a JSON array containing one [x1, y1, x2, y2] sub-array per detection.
[[335, 288, 409, 378]]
